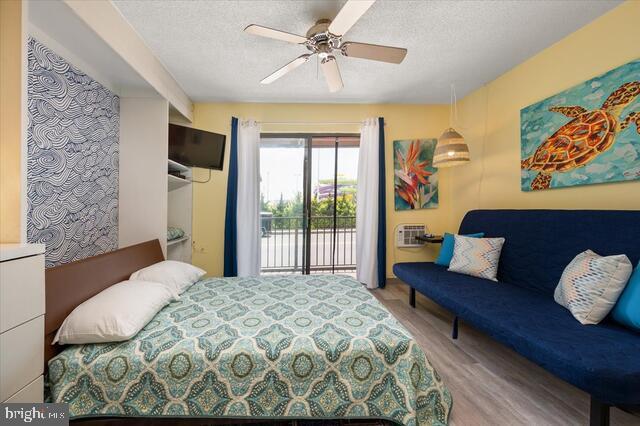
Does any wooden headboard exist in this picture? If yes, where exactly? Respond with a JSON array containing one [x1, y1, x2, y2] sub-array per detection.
[[44, 239, 164, 365]]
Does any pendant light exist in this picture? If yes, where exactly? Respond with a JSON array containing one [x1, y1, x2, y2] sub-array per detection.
[[433, 84, 470, 168]]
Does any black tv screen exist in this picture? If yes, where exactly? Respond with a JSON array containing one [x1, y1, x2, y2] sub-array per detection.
[[169, 124, 226, 170]]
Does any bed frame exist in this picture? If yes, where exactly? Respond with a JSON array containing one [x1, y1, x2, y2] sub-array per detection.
[[44, 240, 392, 426], [44, 239, 164, 365]]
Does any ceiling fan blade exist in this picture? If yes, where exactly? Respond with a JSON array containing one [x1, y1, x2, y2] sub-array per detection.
[[261, 54, 312, 84], [244, 24, 307, 44], [341, 42, 407, 64], [321, 55, 343, 93], [328, 0, 376, 36]]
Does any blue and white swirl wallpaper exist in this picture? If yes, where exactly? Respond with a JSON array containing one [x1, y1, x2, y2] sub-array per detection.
[[27, 37, 119, 267]]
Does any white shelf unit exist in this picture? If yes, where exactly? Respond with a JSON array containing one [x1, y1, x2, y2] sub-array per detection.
[[167, 235, 190, 246], [168, 159, 189, 173], [167, 159, 193, 263], [168, 174, 190, 191]]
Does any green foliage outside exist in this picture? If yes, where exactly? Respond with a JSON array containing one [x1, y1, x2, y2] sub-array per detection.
[[261, 192, 356, 230]]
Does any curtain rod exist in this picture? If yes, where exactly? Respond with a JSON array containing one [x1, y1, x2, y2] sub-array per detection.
[[256, 120, 385, 126]]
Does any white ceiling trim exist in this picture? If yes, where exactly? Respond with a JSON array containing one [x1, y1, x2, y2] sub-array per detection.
[[64, 0, 193, 120], [28, 22, 120, 95]]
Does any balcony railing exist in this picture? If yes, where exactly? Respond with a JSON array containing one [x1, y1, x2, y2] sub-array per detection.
[[261, 216, 356, 274]]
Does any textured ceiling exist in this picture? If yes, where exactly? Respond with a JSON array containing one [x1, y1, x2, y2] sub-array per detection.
[[113, 0, 620, 104]]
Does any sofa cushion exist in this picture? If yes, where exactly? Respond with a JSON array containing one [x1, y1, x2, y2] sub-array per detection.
[[393, 262, 640, 405], [458, 210, 640, 295]]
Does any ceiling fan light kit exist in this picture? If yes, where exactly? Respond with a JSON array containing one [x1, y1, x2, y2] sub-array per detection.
[[244, 0, 407, 93]]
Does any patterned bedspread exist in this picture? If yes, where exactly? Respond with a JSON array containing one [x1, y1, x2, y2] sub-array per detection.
[[48, 275, 452, 425]]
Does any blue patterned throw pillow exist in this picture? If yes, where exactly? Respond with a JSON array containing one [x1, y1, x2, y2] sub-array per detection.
[[554, 250, 632, 325], [435, 232, 484, 267], [448, 235, 505, 281]]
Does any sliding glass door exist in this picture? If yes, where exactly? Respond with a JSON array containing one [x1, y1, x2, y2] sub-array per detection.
[[259, 137, 306, 274], [308, 136, 359, 274], [259, 134, 359, 275]]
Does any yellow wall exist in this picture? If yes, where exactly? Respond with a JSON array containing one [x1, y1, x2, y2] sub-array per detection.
[[450, 1, 640, 228], [0, 0, 24, 243], [190, 103, 451, 277], [186, 1, 640, 278]]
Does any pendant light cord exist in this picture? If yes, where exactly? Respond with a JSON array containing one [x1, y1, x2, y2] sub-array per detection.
[[449, 83, 460, 129], [477, 84, 489, 208], [454, 85, 459, 127], [449, 84, 454, 128]]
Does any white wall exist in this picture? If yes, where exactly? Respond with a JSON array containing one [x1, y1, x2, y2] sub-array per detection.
[[119, 97, 169, 255]]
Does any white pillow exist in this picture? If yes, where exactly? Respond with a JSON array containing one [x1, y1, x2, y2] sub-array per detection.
[[53, 280, 176, 345], [448, 235, 505, 281], [130, 260, 206, 295], [554, 250, 632, 325]]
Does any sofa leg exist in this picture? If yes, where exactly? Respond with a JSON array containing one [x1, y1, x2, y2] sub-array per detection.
[[452, 316, 459, 339], [409, 287, 416, 308], [590, 397, 610, 426]]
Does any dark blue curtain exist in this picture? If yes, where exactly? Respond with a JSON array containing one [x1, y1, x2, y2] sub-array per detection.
[[377, 117, 387, 288], [223, 117, 239, 277]]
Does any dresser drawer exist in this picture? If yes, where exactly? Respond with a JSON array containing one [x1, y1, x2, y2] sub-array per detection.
[[4, 376, 44, 403], [0, 316, 44, 401], [0, 254, 45, 333]]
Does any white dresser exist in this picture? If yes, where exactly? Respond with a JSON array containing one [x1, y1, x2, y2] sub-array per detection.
[[0, 244, 45, 403]]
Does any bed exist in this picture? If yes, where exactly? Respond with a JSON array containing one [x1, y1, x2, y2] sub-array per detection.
[[45, 240, 452, 425]]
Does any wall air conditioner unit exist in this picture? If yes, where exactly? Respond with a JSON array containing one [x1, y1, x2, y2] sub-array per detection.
[[395, 224, 426, 248]]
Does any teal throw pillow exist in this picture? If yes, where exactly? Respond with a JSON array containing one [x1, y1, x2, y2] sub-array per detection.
[[435, 232, 484, 267], [612, 261, 640, 331]]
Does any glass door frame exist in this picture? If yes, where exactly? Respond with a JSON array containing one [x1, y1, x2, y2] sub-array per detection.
[[260, 133, 359, 275]]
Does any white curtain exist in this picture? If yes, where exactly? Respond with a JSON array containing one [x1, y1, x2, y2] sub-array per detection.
[[236, 119, 261, 276], [356, 118, 380, 289]]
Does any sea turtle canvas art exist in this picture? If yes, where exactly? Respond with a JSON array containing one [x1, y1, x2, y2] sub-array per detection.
[[521, 59, 640, 191], [394, 139, 438, 210]]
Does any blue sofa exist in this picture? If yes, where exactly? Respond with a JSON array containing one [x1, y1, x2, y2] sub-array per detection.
[[393, 210, 640, 426]]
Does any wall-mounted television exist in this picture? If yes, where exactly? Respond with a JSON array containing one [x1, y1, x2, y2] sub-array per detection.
[[169, 123, 226, 170]]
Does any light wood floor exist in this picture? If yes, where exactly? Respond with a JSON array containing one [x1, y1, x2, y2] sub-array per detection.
[[372, 280, 640, 426]]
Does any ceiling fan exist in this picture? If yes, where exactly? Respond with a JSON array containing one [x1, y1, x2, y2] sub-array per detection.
[[244, 0, 407, 93]]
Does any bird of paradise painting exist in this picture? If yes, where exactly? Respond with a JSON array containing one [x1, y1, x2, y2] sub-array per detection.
[[394, 139, 438, 210]]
